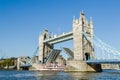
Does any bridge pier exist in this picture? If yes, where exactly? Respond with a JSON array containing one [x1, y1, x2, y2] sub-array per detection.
[[65, 60, 102, 72], [17, 58, 20, 70], [16, 56, 32, 70]]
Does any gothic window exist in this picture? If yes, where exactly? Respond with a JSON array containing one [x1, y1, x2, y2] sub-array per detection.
[[44, 34, 46, 40]]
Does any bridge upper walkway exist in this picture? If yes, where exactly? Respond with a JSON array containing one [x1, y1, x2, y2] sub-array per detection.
[[43, 31, 73, 44]]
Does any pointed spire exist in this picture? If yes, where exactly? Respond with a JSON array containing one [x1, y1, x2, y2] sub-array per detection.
[[90, 16, 93, 24], [73, 16, 75, 22], [79, 10, 85, 21], [81, 10, 84, 15], [90, 16, 93, 29]]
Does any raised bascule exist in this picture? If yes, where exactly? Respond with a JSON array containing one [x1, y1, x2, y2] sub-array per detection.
[[17, 11, 120, 71]]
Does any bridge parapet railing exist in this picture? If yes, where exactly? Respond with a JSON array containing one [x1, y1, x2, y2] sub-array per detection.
[[47, 31, 73, 40]]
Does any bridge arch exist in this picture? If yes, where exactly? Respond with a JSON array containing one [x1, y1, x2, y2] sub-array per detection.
[[85, 53, 90, 60]]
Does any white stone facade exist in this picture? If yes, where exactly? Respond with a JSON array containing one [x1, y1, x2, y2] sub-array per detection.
[[73, 11, 94, 60]]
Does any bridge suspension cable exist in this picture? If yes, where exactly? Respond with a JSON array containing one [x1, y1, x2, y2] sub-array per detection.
[[28, 46, 39, 64], [19, 46, 39, 67], [83, 32, 120, 60]]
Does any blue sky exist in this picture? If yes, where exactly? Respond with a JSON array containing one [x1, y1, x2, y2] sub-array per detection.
[[0, 0, 120, 58]]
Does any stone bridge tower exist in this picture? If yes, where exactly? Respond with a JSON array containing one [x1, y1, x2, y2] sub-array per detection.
[[39, 29, 53, 63], [66, 11, 101, 72], [73, 11, 94, 61]]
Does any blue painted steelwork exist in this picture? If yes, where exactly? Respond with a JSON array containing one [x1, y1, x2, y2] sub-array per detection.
[[83, 31, 120, 60], [87, 60, 120, 64], [44, 49, 61, 63], [28, 47, 39, 64], [20, 47, 39, 67], [44, 49, 54, 63]]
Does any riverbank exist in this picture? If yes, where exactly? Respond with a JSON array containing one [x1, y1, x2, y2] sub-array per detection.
[[0, 58, 17, 70]]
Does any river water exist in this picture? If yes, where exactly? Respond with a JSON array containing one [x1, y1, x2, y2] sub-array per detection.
[[0, 70, 120, 80]]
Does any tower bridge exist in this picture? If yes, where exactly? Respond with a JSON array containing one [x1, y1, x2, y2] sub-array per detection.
[[17, 11, 120, 71], [38, 11, 101, 72]]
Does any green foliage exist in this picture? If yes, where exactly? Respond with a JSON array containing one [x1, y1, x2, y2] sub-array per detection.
[[0, 58, 15, 69]]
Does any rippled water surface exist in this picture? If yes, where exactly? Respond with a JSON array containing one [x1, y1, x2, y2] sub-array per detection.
[[0, 70, 120, 80]]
